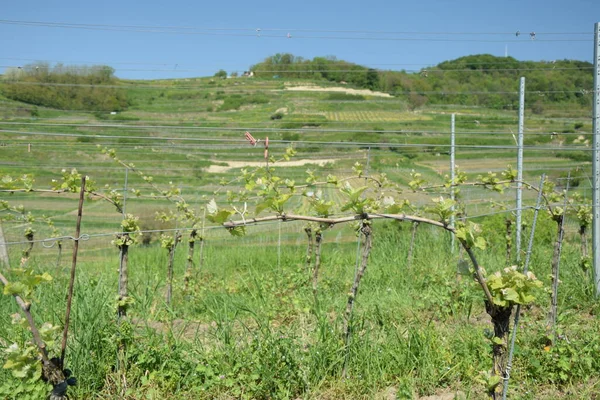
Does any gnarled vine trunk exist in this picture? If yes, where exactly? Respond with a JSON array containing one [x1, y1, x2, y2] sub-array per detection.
[[342, 222, 373, 377], [305, 226, 313, 272], [184, 229, 198, 291], [117, 235, 130, 317], [505, 218, 513, 264], [55, 242, 63, 274], [580, 224, 588, 259], [166, 232, 182, 305], [312, 228, 322, 297], [547, 216, 564, 344], [21, 232, 34, 266], [485, 302, 512, 400]]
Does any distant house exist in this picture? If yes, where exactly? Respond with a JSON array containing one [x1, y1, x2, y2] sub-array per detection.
[[242, 71, 255, 77]]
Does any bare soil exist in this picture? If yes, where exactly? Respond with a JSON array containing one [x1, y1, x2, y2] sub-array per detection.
[[285, 84, 393, 98], [206, 158, 336, 173]]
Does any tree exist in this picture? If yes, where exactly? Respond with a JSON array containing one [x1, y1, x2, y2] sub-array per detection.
[[214, 69, 227, 79]]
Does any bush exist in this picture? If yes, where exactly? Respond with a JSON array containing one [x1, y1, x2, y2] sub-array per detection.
[[218, 96, 243, 111]]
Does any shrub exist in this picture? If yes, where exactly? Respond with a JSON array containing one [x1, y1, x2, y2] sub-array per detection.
[[214, 69, 227, 79]]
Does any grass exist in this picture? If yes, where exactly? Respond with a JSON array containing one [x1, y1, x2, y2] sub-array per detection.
[[0, 75, 597, 398], [0, 218, 599, 399]]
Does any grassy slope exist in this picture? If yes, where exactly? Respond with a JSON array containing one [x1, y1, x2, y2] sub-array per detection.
[[0, 75, 592, 241], [0, 71, 598, 398]]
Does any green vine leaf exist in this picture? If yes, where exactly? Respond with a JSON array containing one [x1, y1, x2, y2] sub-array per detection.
[[485, 266, 543, 307], [227, 226, 246, 237], [455, 221, 486, 250], [427, 196, 456, 225], [207, 199, 235, 223]]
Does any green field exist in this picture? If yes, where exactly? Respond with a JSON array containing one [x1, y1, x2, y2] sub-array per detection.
[[0, 67, 598, 399]]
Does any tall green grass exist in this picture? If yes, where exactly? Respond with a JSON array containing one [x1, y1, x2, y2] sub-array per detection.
[[1, 218, 599, 399]]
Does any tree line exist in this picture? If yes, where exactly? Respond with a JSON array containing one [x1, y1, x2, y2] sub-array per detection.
[[1, 63, 128, 111]]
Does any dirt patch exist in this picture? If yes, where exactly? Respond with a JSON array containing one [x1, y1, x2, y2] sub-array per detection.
[[285, 85, 392, 98], [206, 158, 336, 173]]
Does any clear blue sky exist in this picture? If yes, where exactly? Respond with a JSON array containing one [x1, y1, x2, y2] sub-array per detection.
[[1, 0, 598, 79]]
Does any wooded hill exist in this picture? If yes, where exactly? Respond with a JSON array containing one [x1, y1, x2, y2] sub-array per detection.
[[0, 54, 593, 113], [251, 53, 594, 111]]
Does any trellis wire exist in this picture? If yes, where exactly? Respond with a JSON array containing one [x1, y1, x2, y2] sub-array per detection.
[[0, 206, 542, 248]]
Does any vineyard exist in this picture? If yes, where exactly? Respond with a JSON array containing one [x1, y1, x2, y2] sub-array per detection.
[[0, 65, 599, 400]]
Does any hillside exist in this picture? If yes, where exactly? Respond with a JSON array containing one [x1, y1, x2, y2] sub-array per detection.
[[250, 53, 594, 110], [0, 52, 593, 228]]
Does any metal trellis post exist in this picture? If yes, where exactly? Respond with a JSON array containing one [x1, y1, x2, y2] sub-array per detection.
[[516, 77, 525, 263], [592, 22, 600, 297], [450, 114, 456, 253], [0, 224, 10, 268]]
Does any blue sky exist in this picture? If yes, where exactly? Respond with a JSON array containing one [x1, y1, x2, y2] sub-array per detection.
[[1, 0, 598, 79]]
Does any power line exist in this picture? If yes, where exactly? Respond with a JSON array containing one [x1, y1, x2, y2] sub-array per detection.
[[0, 19, 592, 42], [0, 56, 590, 67], [2, 64, 593, 73]]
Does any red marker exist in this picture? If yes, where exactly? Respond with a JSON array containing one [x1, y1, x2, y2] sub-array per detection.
[[245, 131, 257, 146]]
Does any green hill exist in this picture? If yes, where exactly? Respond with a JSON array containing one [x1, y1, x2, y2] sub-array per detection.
[[250, 53, 593, 110]]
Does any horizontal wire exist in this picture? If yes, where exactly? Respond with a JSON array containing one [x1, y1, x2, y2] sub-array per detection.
[[3, 199, 584, 247], [0, 57, 591, 68], [2, 65, 593, 73], [0, 130, 594, 152], [1, 80, 595, 94], [0, 121, 593, 136], [0, 20, 590, 36], [0, 20, 592, 42], [0, 103, 593, 112]]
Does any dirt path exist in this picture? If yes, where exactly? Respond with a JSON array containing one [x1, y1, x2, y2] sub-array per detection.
[[285, 85, 393, 98], [206, 158, 336, 173]]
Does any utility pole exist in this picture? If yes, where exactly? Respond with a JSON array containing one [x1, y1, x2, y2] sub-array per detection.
[[516, 77, 525, 263], [592, 22, 600, 296]]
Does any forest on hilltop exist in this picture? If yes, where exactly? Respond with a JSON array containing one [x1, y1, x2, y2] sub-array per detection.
[[251, 53, 594, 111]]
